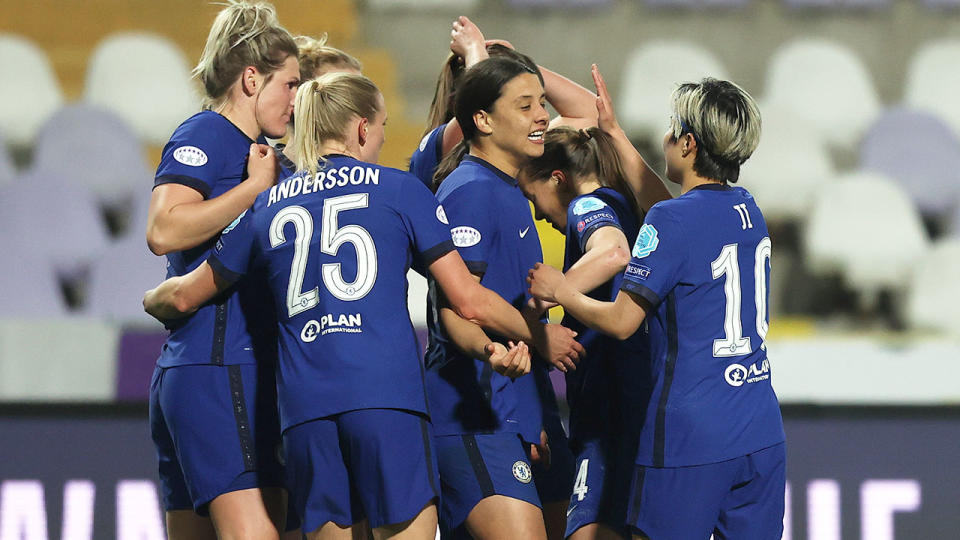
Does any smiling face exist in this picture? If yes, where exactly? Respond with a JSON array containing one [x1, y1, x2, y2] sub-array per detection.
[[518, 170, 574, 232], [256, 55, 301, 139], [482, 72, 549, 169]]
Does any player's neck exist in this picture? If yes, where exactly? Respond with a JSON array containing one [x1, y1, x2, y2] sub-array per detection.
[[469, 143, 521, 179], [575, 175, 602, 195], [680, 172, 724, 194], [216, 102, 261, 142], [318, 140, 360, 161]]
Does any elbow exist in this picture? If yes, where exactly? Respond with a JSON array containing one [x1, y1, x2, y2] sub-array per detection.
[[146, 228, 172, 256], [611, 324, 635, 341], [608, 246, 630, 272]]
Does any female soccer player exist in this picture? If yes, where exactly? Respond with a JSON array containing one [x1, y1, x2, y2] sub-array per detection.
[[144, 72, 583, 539], [144, 2, 299, 538], [516, 66, 671, 540], [422, 55, 588, 540], [409, 16, 598, 190], [528, 77, 786, 540]]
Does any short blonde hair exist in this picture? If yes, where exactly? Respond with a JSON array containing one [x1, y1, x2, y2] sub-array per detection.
[[193, 1, 298, 110], [669, 78, 761, 183], [293, 72, 382, 178], [294, 34, 362, 80]]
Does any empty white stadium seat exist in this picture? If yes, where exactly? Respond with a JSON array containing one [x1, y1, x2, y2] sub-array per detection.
[[84, 32, 198, 145], [904, 39, 960, 140], [740, 103, 835, 222], [84, 235, 168, 329], [804, 171, 929, 293], [618, 41, 729, 143], [905, 239, 960, 336], [763, 38, 880, 150], [0, 34, 63, 148]]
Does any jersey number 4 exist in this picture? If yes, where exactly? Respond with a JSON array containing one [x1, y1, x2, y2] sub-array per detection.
[[710, 237, 771, 357], [269, 194, 378, 317]]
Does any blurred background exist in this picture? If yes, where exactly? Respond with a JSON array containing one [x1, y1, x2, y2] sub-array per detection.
[[0, 0, 958, 538]]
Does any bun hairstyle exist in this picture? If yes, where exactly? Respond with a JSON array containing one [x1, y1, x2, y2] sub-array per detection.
[[193, 0, 298, 110], [431, 55, 543, 189], [292, 72, 382, 178], [523, 126, 642, 222], [294, 33, 362, 80]]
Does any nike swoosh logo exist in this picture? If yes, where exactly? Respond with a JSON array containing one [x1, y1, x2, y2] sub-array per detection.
[[566, 504, 577, 518], [519, 227, 530, 238]]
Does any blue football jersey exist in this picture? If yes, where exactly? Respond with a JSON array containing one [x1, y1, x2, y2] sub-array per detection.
[[153, 110, 273, 367], [620, 184, 785, 467], [562, 188, 651, 446], [209, 155, 454, 430], [424, 155, 545, 443], [408, 125, 446, 190]]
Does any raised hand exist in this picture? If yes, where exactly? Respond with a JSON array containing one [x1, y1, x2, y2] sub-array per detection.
[[450, 16, 487, 66], [591, 64, 622, 137], [484, 341, 531, 379], [247, 143, 278, 189]]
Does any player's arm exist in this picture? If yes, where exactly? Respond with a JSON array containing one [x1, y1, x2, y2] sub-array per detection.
[[528, 262, 647, 340], [142, 262, 231, 320], [428, 250, 584, 372], [543, 65, 599, 131], [563, 226, 631, 295], [591, 64, 671, 212], [146, 144, 277, 255], [439, 308, 532, 378]]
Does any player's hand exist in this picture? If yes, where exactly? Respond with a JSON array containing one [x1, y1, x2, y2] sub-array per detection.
[[591, 64, 622, 137], [450, 16, 487, 66], [537, 323, 583, 373], [524, 296, 558, 318], [247, 143, 278, 189], [527, 262, 565, 303], [484, 341, 531, 379], [529, 430, 552, 468]]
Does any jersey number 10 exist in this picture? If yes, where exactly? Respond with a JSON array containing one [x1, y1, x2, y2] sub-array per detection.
[[269, 194, 378, 317], [710, 237, 771, 357]]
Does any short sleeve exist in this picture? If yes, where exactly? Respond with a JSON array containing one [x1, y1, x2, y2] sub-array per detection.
[[437, 180, 494, 275], [408, 124, 446, 189], [569, 195, 623, 253], [208, 207, 256, 284], [620, 204, 685, 309], [396, 175, 455, 266], [155, 122, 229, 198]]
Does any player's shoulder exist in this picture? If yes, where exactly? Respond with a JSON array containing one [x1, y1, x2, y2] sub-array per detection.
[[416, 124, 446, 154]]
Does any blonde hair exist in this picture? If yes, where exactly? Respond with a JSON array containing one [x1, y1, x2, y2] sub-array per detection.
[[193, 1, 298, 110], [294, 34, 362, 80], [669, 77, 761, 183], [293, 72, 382, 178]]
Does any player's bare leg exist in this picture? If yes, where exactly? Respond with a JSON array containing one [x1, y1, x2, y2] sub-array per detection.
[[569, 523, 628, 540], [281, 529, 303, 540], [465, 495, 547, 540], [542, 500, 568, 540], [371, 501, 438, 540], [208, 486, 286, 540], [306, 520, 371, 540], [166, 510, 217, 540]]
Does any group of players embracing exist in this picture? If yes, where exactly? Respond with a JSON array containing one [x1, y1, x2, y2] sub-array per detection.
[[142, 2, 786, 539]]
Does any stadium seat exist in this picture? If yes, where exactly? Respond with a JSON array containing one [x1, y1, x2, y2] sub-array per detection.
[[859, 108, 960, 220], [904, 39, 960, 140], [365, 0, 477, 8], [905, 239, 960, 336], [804, 171, 928, 293], [84, 32, 197, 146], [618, 41, 729, 143], [507, 0, 612, 8], [739, 103, 835, 223], [0, 174, 111, 283], [0, 250, 68, 318], [31, 104, 152, 210], [0, 318, 119, 401], [0, 34, 64, 148], [83, 234, 168, 329], [763, 38, 880, 150]]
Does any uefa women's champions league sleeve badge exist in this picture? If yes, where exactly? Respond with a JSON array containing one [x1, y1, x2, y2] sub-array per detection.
[[632, 224, 659, 258]]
